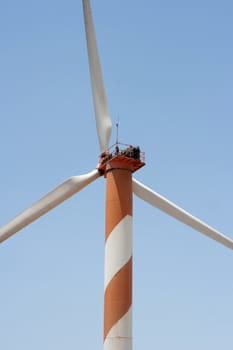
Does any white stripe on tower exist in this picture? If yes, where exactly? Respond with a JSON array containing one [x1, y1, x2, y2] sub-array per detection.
[[104, 215, 132, 289], [104, 163, 133, 350]]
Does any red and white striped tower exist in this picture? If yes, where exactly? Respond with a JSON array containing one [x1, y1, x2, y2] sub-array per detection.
[[100, 151, 144, 350]]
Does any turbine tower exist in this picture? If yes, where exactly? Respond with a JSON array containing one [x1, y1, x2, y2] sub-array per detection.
[[0, 1, 232, 350]]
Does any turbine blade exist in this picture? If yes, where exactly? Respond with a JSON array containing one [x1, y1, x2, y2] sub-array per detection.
[[132, 178, 233, 250], [0, 169, 100, 243], [82, 0, 112, 153]]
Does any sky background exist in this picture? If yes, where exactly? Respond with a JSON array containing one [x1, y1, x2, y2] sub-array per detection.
[[0, 0, 233, 349]]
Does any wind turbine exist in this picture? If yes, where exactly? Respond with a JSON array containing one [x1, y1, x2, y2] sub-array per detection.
[[0, 1, 232, 350]]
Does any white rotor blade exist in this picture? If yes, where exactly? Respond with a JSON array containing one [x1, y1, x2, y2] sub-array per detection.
[[82, 0, 112, 153], [133, 178, 233, 250], [0, 169, 100, 244]]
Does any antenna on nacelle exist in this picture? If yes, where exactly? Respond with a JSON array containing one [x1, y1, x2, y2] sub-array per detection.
[[116, 116, 119, 144], [115, 116, 120, 153]]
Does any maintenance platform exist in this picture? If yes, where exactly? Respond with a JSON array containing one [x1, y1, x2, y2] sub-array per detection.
[[97, 143, 145, 176]]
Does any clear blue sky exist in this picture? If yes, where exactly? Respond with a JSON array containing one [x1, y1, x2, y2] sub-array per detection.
[[0, 1, 233, 349]]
